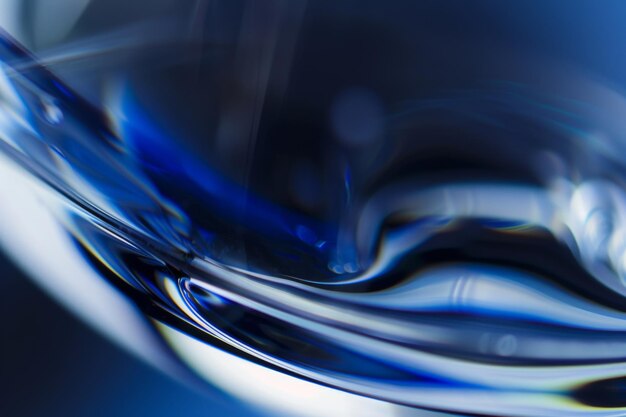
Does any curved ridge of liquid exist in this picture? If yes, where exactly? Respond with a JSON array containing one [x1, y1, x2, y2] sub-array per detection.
[[5, 30, 626, 417]]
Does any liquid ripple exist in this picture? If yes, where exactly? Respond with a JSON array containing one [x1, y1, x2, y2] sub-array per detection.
[[4, 30, 626, 416]]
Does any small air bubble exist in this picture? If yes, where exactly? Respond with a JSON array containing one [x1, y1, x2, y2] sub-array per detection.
[[495, 334, 518, 357], [330, 87, 384, 147], [296, 225, 317, 245], [329, 263, 344, 274], [41, 98, 63, 125]]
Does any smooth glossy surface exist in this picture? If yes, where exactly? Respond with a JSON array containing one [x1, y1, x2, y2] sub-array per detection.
[[4, 3, 626, 417]]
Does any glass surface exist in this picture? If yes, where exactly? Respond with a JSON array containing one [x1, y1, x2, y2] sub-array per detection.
[[3, 2, 626, 416]]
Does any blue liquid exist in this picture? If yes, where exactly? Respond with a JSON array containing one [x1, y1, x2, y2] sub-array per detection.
[[4, 5, 626, 416]]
